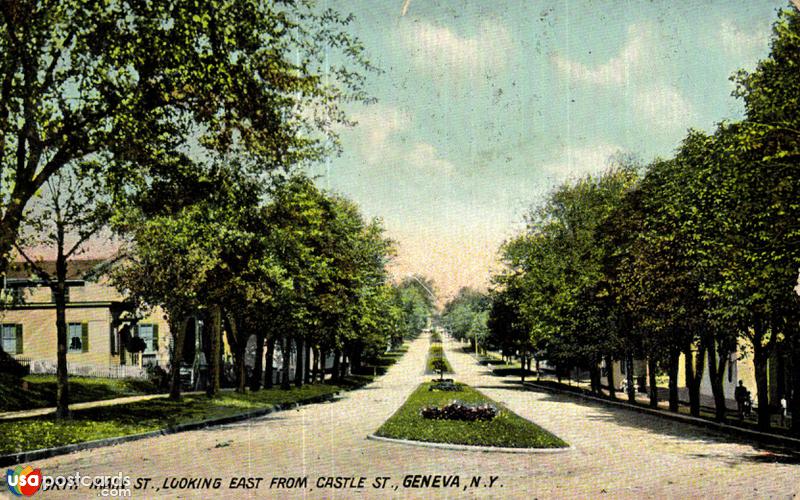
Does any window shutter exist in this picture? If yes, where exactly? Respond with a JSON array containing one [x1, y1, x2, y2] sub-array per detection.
[[15, 324, 23, 354], [110, 325, 116, 355], [152, 324, 159, 353], [81, 322, 89, 353]]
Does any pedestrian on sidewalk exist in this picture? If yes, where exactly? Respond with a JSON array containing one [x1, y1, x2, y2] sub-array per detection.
[[735, 380, 748, 420], [780, 395, 787, 427]]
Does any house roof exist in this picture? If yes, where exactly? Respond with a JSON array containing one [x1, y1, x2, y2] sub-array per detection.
[[5, 259, 109, 280]]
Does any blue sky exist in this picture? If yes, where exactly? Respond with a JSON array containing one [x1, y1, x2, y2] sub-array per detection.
[[308, 0, 787, 300]]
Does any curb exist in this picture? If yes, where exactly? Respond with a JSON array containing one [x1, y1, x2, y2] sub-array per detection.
[[0, 392, 340, 467], [366, 434, 574, 454], [523, 381, 800, 449]]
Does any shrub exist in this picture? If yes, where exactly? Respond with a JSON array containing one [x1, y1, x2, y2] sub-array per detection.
[[420, 401, 498, 422], [429, 380, 462, 392], [145, 365, 170, 391], [430, 357, 448, 376]]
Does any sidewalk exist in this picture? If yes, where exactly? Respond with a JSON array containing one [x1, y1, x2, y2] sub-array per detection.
[[0, 390, 207, 420]]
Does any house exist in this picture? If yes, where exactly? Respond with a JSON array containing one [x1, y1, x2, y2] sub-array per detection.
[[0, 259, 171, 378]]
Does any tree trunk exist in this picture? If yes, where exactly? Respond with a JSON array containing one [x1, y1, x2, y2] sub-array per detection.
[[226, 318, 246, 394], [520, 354, 527, 383], [340, 353, 348, 379], [625, 352, 635, 403], [685, 342, 705, 418], [250, 332, 265, 392], [791, 328, 800, 436], [304, 343, 312, 384], [207, 304, 222, 397], [281, 336, 291, 390], [265, 336, 275, 389], [319, 348, 327, 382], [605, 356, 616, 400], [54, 253, 70, 419], [648, 356, 658, 408], [668, 348, 680, 412], [169, 317, 189, 400], [332, 349, 341, 383], [350, 346, 363, 375], [753, 344, 771, 431], [235, 340, 247, 393], [294, 337, 304, 388], [706, 333, 729, 423], [0, 197, 27, 278], [311, 347, 319, 383]]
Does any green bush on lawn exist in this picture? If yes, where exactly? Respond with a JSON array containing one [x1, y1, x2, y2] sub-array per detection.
[[375, 382, 567, 449]]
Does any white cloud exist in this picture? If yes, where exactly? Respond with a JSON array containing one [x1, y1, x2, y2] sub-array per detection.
[[399, 20, 512, 76], [719, 20, 769, 58], [551, 24, 657, 87], [348, 104, 455, 175], [349, 104, 411, 164], [540, 143, 623, 181], [407, 142, 455, 175], [634, 86, 695, 133], [551, 23, 695, 133]]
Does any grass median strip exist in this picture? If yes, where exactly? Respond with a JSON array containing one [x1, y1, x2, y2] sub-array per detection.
[[375, 382, 568, 449], [426, 343, 453, 375]]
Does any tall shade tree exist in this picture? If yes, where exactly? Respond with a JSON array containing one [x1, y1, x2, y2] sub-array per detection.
[[0, 0, 374, 274], [111, 202, 222, 401], [731, 5, 800, 434], [14, 163, 110, 418]]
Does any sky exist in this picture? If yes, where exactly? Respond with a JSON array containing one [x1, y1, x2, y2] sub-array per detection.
[[305, 0, 787, 302]]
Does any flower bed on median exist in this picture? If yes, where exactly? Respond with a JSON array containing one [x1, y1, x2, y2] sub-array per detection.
[[421, 401, 498, 421], [375, 382, 568, 448]]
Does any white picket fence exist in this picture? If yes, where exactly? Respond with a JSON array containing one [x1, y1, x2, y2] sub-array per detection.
[[22, 359, 147, 379]]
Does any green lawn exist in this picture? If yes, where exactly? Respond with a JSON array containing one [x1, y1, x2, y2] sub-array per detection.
[[0, 383, 343, 455], [0, 374, 159, 412], [375, 382, 568, 448], [0, 343, 413, 455]]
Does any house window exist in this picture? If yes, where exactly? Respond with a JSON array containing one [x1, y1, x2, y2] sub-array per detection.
[[2, 324, 19, 353], [68, 323, 87, 353], [138, 324, 157, 354]]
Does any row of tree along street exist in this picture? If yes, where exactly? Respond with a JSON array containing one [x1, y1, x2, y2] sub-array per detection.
[[0, 1, 434, 418], [447, 6, 800, 435]]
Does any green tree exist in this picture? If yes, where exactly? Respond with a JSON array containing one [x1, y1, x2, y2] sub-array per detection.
[[0, 0, 373, 275], [15, 164, 110, 418]]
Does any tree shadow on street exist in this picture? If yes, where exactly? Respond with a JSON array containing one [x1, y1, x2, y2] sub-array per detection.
[[490, 382, 800, 458]]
